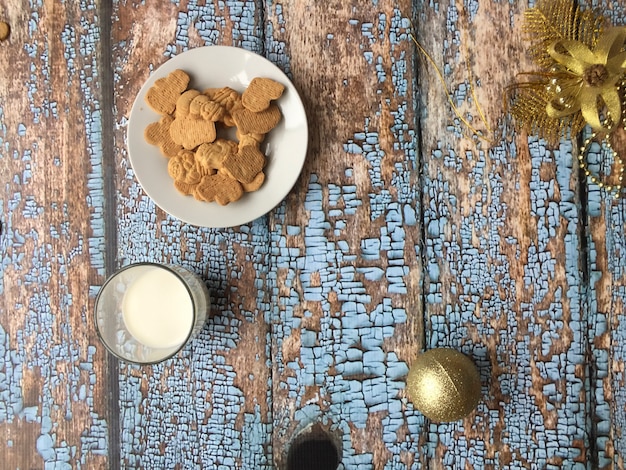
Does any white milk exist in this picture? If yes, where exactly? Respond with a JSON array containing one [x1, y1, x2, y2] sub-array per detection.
[[122, 266, 194, 349]]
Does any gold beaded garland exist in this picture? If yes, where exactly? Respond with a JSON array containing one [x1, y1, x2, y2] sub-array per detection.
[[406, 348, 481, 422], [578, 134, 624, 198], [575, 80, 626, 199]]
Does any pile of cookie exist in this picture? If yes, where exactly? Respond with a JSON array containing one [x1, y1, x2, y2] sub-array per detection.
[[143, 69, 284, 205]]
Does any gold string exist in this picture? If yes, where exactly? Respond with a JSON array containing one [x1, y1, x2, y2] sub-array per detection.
[[409, 32, 493, 143]]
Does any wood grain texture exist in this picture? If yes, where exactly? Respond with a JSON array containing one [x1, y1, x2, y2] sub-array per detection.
[[266, 1, 423, 468], [2, 0, 626, 468], [0, 0, 110, 468], [415, 0, 620, 468], [585, 5, 626, 469], [111, 1, 272, 468]]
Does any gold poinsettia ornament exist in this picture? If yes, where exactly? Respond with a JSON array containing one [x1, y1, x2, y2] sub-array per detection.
[[509, 0, 626, 196], [509, 0, 626, 140], [546, 27, 626, 132]]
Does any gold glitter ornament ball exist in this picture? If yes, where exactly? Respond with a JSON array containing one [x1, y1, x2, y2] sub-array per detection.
[[406, 348, 481, 422], [0, 22, 9, 41]]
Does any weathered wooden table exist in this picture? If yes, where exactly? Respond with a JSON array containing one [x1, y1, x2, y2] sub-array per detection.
[[2, 0, 626, 468]]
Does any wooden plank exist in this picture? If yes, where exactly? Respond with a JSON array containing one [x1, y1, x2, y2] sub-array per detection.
[[265, 1, 424, 468], [0, 0, 110, 468], [415, 1, 592, 468], [111, 1, 273, 468], [584, 5, 626, 469], [4, 0, 626, 468], [585, 94, 626, 468], [585, 182, 626, 469]]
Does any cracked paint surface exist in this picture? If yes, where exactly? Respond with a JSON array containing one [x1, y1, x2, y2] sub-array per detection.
[[414, 0, 626, 468], [268, 5, 423, 468], [3, 0, 626, 468], [113, 1, 273, 468], [0, 0, 109, 468]]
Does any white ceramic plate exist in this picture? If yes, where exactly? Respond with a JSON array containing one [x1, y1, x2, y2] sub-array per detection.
[[127, 46, 308, 227]]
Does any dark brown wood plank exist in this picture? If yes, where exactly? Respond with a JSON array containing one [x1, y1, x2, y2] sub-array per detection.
[[416, 1, 593, 467], [110, 1, 272, 468], [265, 1, 424, 468], [585, 103, 626, 470], [4, 0, 626, 468], [583, 4, 626, 469], [0, 1, 111, 468]]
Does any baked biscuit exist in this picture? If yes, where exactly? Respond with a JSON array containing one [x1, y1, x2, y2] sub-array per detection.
[[144, 115, 183, 158], [196, 139, 237, 172], [222, 145, 266, 184], [175, 89, 201, 118], [167, 149, 203, 186], [145, 69, 190, 115], [232, 104, 281, 134], [236, 128, 265, 149], [169, 118, 217, 149], [196, 173, 244, 205], [143, 72, 284, 203], [242, 77, 285, 112], [241, 171, 266, 192], [170, 91, 217, 149]]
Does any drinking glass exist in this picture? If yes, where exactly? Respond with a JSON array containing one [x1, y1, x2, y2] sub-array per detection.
[[94, 262, 209, 364]]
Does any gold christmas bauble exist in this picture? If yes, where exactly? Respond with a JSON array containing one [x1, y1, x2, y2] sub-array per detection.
[[406, 348, 481, 422], [0, 22, 9, 41]]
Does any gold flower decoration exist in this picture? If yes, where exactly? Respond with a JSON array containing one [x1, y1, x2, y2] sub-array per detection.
[[508, 0, 626, 198], [508, 0, 626, 144], [545, 27, 626, 132]]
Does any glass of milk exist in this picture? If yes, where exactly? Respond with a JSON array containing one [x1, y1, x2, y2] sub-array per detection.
[[94, 263, 210, 364]]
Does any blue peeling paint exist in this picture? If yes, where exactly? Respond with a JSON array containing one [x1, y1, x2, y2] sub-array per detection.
[[268, 8, 423, 468], [4, 0, 622, 468], [423, 131, 588, 466], [1, 1, 109, 468], [114, 1, 275, 468]]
